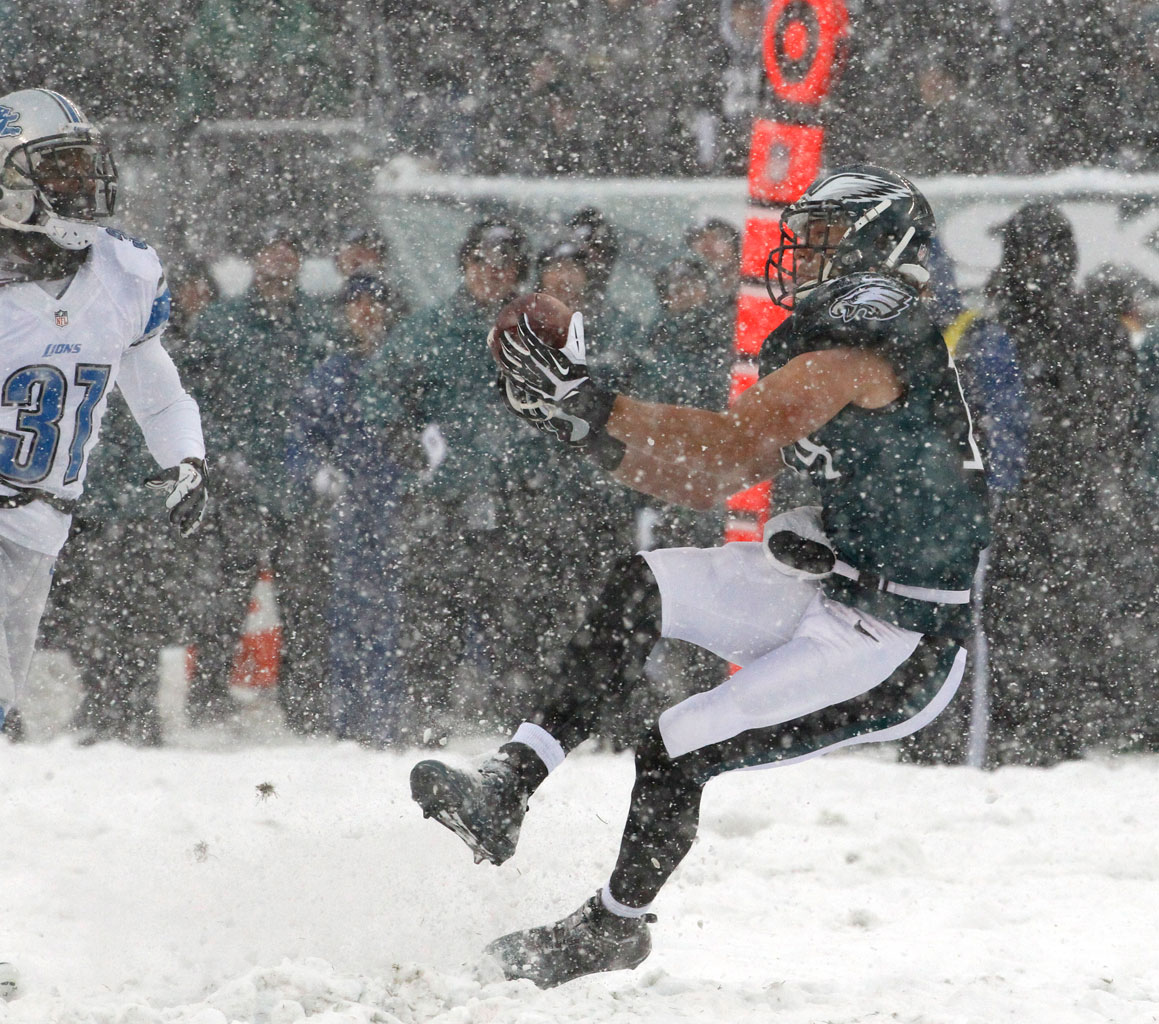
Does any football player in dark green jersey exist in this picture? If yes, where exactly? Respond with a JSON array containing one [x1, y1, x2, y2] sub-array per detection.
[[411, 167, 990, 989]]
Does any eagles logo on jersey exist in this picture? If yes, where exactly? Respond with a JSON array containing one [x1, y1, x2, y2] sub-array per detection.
[[828, 277, 916, 324]]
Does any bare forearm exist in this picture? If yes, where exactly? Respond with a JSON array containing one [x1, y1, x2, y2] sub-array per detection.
[[611, 444, 732, 510], [606, 395, 744, 476], [598, 353, 883, 503]]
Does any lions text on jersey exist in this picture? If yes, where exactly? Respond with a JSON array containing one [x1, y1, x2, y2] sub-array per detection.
[[0, 227, 204, 555]]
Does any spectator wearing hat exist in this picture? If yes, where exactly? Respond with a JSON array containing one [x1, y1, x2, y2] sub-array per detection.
[[335, 227, 393, 282], [535, 238, 589, 313], [185, 223, 333, 732], [566, 207, 641, 385], [567, 207, 618, 313], [359, 216, 553, 738], [981, 202, 1154, 765], [685, 216, 741, 341], [1086, 264, 1151, 351], [287, 274, 416, 745]]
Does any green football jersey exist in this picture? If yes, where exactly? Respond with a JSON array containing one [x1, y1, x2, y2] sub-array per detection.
[[761, 272, 990, 640]]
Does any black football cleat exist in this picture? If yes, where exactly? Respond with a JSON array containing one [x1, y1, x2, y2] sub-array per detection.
[[410, 754, 530, 866], [484, 893, 656, 988]]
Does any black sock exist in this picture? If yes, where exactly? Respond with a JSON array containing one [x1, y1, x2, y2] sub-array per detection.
[[497, 740, 550, 795]]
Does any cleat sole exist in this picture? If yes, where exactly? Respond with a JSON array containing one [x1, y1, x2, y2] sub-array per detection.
[[410, 760, 511, 866]]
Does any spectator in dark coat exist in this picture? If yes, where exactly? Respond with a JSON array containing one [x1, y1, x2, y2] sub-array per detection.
[[359, 217, 543, 738], [982, 202, 1153, 765], [685, 217, 740, 331], [566, 207, 642, 384], [186, 225, 333, 733], [287, 274, 415, 746], [162, 255, 273, 729], [335, 227, 393, 282], [535, 239, 590, 313]]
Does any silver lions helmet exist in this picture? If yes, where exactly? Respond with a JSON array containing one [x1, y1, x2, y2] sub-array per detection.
[[0, 88, 117, 250]]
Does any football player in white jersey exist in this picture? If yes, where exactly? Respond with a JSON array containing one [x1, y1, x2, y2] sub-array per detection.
[[0, 87, 208, 763]]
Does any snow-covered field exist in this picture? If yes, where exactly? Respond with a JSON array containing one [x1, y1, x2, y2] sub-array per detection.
[[3, 690, 1159, 1024]]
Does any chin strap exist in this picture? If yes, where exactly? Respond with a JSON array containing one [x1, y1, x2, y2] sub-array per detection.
[[897, 262, 930, 286], [0, 197, 100, 251], [0, 230, 86, 286]]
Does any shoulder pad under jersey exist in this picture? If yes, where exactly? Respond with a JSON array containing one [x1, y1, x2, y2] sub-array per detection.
[[95, 225, 161, 282], [761, 272, 929, 374], [93, 228, 170, 345]]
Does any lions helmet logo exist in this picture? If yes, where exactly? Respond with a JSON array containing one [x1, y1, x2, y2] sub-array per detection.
[[0, 105, 21, 139], [829, 279, 915, 323]]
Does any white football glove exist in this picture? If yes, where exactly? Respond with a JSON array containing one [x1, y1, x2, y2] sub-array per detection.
[[146, 457, 209, 538]]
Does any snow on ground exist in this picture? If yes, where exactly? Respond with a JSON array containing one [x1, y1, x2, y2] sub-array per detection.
[[3, 709, 1159, 1024]]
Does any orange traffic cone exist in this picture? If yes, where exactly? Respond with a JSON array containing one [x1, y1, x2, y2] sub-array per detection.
[[229, 566, 283, 689]]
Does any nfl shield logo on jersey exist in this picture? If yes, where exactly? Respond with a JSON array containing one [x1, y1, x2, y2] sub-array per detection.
[[54, 309, 69, 328]]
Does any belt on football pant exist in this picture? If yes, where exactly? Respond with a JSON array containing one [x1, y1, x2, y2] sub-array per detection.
[[764, 529, 972, 606], [831, 559, 972, 605]]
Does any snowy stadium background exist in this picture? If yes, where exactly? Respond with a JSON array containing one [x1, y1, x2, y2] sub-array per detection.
[[5, 1, 1159, 1021]]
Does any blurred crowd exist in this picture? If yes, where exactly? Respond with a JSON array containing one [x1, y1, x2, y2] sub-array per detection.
[[5, 0, 1159, 176], [12, 190, 1159, 771], [5, 0, 1159, 767], [33, 209, 740, 750]]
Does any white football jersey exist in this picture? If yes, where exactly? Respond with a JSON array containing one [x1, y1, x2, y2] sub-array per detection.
[[0, 227, 202, 555]]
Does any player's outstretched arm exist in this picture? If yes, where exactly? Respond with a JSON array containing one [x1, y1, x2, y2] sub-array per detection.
[[604, 349, 903, 509], [491, 309, 901, 509]]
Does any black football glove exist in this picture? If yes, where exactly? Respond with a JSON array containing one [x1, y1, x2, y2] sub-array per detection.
[[492, 311, 616, 444], [145, 457, 209, 537]]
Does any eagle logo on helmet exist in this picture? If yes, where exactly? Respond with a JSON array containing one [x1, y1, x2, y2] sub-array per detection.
[[829, 279, 915, 323], [0, 106, 21, 139], [806, 173, 912, 204]]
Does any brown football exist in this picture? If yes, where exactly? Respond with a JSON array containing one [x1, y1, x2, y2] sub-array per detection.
[[489, 292, 574, 368]]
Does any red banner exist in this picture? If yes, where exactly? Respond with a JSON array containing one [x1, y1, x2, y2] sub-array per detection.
[[726, 0, 848, 551], [762, 0, 849, 106]]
